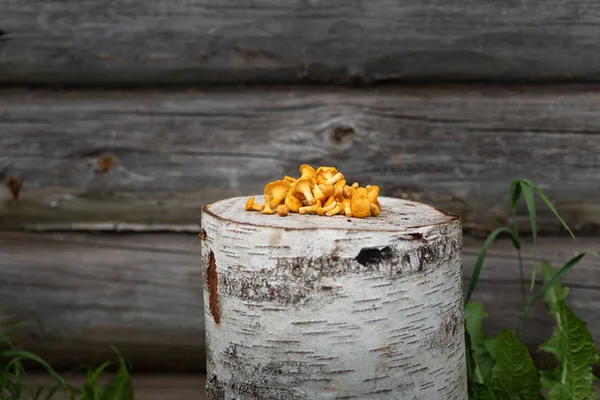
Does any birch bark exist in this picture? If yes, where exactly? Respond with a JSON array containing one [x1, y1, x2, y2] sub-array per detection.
[[201, 196, 466, 399]]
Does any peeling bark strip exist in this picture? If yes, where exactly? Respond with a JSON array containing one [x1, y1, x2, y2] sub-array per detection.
[[200, 196, 467, 399], [207, 251, 220, 324]]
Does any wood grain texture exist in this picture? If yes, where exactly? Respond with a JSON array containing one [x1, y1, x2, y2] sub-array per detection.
[[0, 231, 205, 372], [2, 86, 600, 234], [2, 0, 600, 84], [0, 231, 598, 372]]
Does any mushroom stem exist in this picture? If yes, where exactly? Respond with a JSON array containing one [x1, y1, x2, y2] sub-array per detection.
[[324, 172, 344, 185], [312, 184, 327, 203], [299, 200, 324, 216], [322, 201, 338, 212], [262, 195, 275, 214], [325, 203, 344, 216], [343, 186, 353, 199], [370, 202, 381, 216], [299, 188, 315, 205], [319, 184, 335, 198], [334, 180, 346, 201], [343, 199, 352, 217], [245, 197, 265, 212], [323, 195, 336, 207]]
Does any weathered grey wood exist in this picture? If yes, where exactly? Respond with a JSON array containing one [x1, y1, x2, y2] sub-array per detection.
[[0, 231, 205, 372], [0, 231, 598, 372], [3, 0, 600, 84], [2, 86, 600, 234]]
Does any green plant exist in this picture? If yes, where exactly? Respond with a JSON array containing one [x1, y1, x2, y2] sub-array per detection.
[[1, 311, 134, 400], [465, 179, 600, 399]]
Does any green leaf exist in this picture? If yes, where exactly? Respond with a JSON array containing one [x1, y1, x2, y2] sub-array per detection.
[[490, 329, 542, 400], [484, 339, 497, 361], [531, 185, 575, 240], [540, 260, 569, 315], [529, 253, 596, 308], [465, 227, 520, 304], [548, 383, 571, 400], [466, 327, 477, 395], [557, 302, 599, 400], [81, 361, 113, 400], [100, 376, 130, 400], [465, 302, 496, 382], [473, 383, 497, 400], [81, 384, 97, 400], [540, 369, 561, 391], [539, 329, 561, 360], [519, 181, 538, 290]]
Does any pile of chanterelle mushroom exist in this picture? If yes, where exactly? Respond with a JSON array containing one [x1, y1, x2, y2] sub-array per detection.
[[245, 165, 380, 218]]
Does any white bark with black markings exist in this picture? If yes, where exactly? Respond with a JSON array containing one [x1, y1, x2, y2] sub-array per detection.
[[200, 196, 466, 399]]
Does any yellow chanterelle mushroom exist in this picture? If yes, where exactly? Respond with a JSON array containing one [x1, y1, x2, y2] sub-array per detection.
[[243, 164, 382, 218]]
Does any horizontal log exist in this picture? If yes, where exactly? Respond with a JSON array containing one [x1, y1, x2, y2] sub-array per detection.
[[0, 231, 205, 372], [0, 231, 598, 372], [2, 86, 600, 234], [2, 0, 600, 85]]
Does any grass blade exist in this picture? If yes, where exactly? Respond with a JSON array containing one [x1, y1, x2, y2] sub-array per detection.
[[531, 185, 575, 240], [2, 349, 68, 387], [529, 251, 598, 307], [510, 180, 522, 211], [32, 385, 45, 400], [43, 383, 68, 400], [465, 227, 520, 304], [519, 181, 538, 290]]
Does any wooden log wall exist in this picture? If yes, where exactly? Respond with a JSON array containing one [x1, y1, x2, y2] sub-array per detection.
[[2, 0, 600, 85], [2, 0, 600, 373], [2, 86, 600, 235]]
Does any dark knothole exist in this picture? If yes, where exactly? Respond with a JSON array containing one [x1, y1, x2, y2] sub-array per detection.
[[355, 246, 393, 266]]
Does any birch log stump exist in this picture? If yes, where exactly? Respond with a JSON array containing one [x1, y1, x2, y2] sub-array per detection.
[[200, 196, 467, 399]]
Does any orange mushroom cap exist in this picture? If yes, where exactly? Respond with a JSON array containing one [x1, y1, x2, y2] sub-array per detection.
[[285, 194, 303, 213], [350, 187, 370, 218], [264, 180, 291, 208], [293, 177, 317, 205], [299, 164, 316, 179], [315, 166, 340, 185], [366, 185, 380, 204], [277, 205, 289, 217]]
